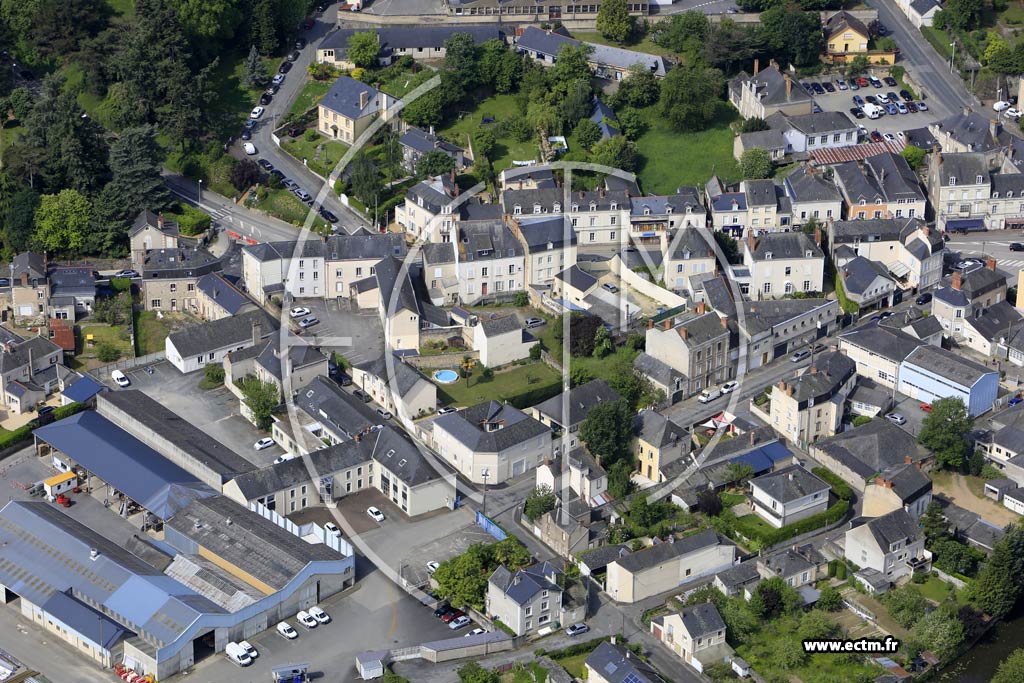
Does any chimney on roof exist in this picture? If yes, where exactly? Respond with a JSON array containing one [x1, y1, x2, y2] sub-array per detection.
[[785, 73, 792, 99], [778, 380, 786, 391], [810, 365, 817, 374], [359, 90, 368, 110], [786, 384, 793, 396], [157, 213, 164, 230], [814, 225, 822, 247], [678, 324, 687, 338], [20, 272, 27, 287], [747, 229, 756, 254], [952, 270, 962, 291], [991, 118, 1001, 140], [595, 454, 601, 467], [519, 180, 523, 190], [753, 58, 760, 76], [720, 316, 728, 328], [579, 190, 584, 199], [905, 455, 913, 464], [252, 317, 262, 346], [750, 430, 758, 446], [90, 548, 99, 560], [610, 635, 617, 645], [987, 257, 997, 271], [647, 318, 654, 329], [788, 472, 795, 481], [599, 187, 605, 198]]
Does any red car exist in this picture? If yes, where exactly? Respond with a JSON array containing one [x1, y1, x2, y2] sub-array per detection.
[[442, 609, 465, 623], [856, 77, 870, 88], [869, 131, 883, 143], [920, 403, 933, 412]]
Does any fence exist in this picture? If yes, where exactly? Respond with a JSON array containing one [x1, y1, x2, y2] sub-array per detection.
[[405, 351, 478, 370], [477, 511, 507, 541], [608, 255, 689, 311], [89, 351, 165, 378], [933, 568, 970, 590]]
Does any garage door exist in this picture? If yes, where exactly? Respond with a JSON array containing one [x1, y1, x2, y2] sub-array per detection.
[[512, 459, 526, 477], [17, 306, 32, 317]]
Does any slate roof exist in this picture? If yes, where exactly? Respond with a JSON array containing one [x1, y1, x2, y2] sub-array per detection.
[[665, 227, 714, 260], [784, 166, 842, 204], [910, 0, 940, 13], [748, 232, 822, 260], [825, 10, 869, 37], [993, 425, 1024, 454], [489, 561, 561, 606], [554, 265, 598, 292], [0, 335, 61, 374], [321, 24, 501, 57], [902, 344, 995, 388], [673, 311, 728, 347], [635, 409, 687, 449], [847, 377, 890, 410], [730, 65, 812, 108], [991, 172, 1024, 196], [762, 545, 824, 579], [243, 240, 325, 263], [862, 508, 921, 550], [516, 25, 575, 56], [141, 247, 221, 279], [479, 314, 522, 338], [936, 264, 1005, 302], [631, 193, 705, 219], [771, 110, 856, 135], [372, 255, 421, 316], [399, 126, 464, 155], [458, 221, 524, 261], [744, 179, 778, 208], [740, 129, 786, 152], [578, 544, 632, 571], [833, 161, 884, 203], [325, 232, 407, 261], [841, 256, 894, 298], [613, 530, 725, 573], [295, 375, 380, 439], [195, 272, 250, 316], [514, 216, 577, 252], [460, 199, 504, 222], [422, 242, 455, 266], [874, 462, 932, 502], [166, 495, 341, 591], [863, 152, 926, 202], [130, 210, 180, 239], [320, 76, 385, 120], [355, 354, 428, 397], [253, 337, 326, 382], [501, 166, 556, 189], [838, 323, 922, 363], [813, 419, 928, 480], [710, 192, 747, 212], [167, 310, 277, 359], [532, 379, 620, 429], [780, 350, 857, 405], [407, 174, 456, 214], [434, 400, 549, 453], [714, 562, 761, 591], [48, 267, 96, 298], [680, 602, 725, 637], [932, 111, 1009, 153], [935, 152, 989, 186], [633, 352, 683, 389], [585, 641, 664, 683], [751, 465, 830, 503], [964, 300, 1023, 342]]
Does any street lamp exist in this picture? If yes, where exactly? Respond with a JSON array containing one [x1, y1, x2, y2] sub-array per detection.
[[481, 469, 489, 516], [950, 43, 956, 74], [198, 179, 203, 205]]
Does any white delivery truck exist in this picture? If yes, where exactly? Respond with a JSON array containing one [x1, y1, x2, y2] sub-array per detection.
[[863, 103, 883, 120], [225, 642, 253, 667]]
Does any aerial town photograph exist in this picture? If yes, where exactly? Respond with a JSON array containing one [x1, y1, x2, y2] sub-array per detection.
[[5, 0, 1024, 681]]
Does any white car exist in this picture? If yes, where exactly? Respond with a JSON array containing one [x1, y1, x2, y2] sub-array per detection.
[[111, 370, 130, 387], [250, 106, 265, 119], [1008, 108, 1023, 120], [720, 381, 739, 394], [296, 610, 318, 629], [290, 306, 311, 318], [566, 623, 590, 637], [254, 437, 275, 451], [309, 606, 331, 624], [277, 621, 298, 639], [242, 142, 257, 155], [449, 615, 471, 630], [239, 641, 258, 659], [366, 506, 385, 523], [437, 407, 457, 415], [994, 100, 1011, 112], [426, 561, 440, 574], [376, 407, 393, 420], [324, 522, 341, 538], [465, 628, 486, 637], [885, 412, 907, 425], [272, 73, 285, 86]]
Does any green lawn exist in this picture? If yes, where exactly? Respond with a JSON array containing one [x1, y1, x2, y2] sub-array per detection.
[[206, 51, 280, 140], [279, 134, 350, 178], [105, 0, 134, 17], [286, 78, 334, 120], [921, 26, 954, 60], [572, 30, 675, 57], [438, 93, 538, 173], [532, 313, 639, 380], [435, 362, 561, 409], [551, 653, 589, 680], [914, 576, 956, 604], [256, 188, 331, 230], [81, 325, 133, 361], [134, 311, 173, 356], [376, 67, 435, 99], [633, 104, 740, 193], [720, 491, 746, 507]]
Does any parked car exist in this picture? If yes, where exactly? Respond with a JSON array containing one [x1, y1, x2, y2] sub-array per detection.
[[337, 373, 353, 386], [869, 130, 883, 142], [812, 103, 823, 114], [601, 282, 618, 293], [566, 623, 590, 637], [836, 78, 848, 90], [254, 437, 275, 451], [810, 82, 824, 94], [434, 601, 452, 618], [856, 77, 870, 88], [916, 101, 929, 111], [319, 207, 339, 223], [298, 316, 319, 328], [113, 269, 138, 278], [869, 76, 882, 88], [698, 388, 721, 404], [111, 370, 130, 387], [906, 101, 918, 113], [367, 506, 385, 523], [376, 407, 393, 420], [242, 142, 257, 155], [883, 76, 898, 87], [294, 188, 312, 202], [225, 642, 253, 667], [324, 522, 341, 538], [353, 389, 371, 402], [1010, 243, 1024, 251], [239, 641, 258, 659], [442, 609, 465, 624], [265, 83, 280, 94], [465, 628, 486, 637], [296, 37, 308, 49], [287, 50, 301, 62], [920, 403, 933, 412], [853, 95, 865, 106], [850, 107, 865, 119], [449, 616, 471, 630], [240, 128, 252, 141], [790, 350, 811, 362], [885, 104, 899, 116], [885, 412, 907, 425], [995, 100, 1011, 112], [272, 73, 285, 85], [258, 158, 274, 171], [525, 317, 545, 328], [1009, 395, 1024, 407], [279, 61, 293, 74], [259, 92, 273, 106], [290, 306, 311, 318], [896, 102, 909, 114], [899, 89, 913, 101], [250, 106, 265, 119], [426, 561, 440, 574], [883, 132, 896, 142], [1008, 108, 1023, 120], [822, 82, 836, 93], [296, 611, 318, 629], [277, 622, 298, 639], [721, 381, 739, 394], [849, 78, 860, 90], [915, 292, 932, 305], [438, 407, 457, 414], [309, 606, 331, 624]]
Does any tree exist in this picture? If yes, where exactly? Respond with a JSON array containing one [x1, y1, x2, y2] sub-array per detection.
[[798, 610, 838, 641], [433, 545, 490, 610], [575, 118, 602, 151], [250, 0, 278, 54], [241, 45, 270, 90], [570, 365, 594, 387], [920, 500, 948, 542], [607, 459, 634, 498], [492, 537, 531, 570], [749, 577, 802, 620], [653, 11, 709, 55], [944, 0, 984, 31], [660, 63, 725, 132], [34, 189, 91, 255], [760, 6, 824, 67], [697, 489, 723, 516], [596, 0, 633, 43], [847, 54, 871, 77], [96, 343, 121, 362], [882, 586, 927, 628], [527, 99, 560, 135], [591, 135, 639, 172], [932, 537, 983, 575], [230, 158, 262, 191], [618, 64, 660, 108], [614, 107, 647, 140], [474, 129, 497, 164], [917, 397, 972, 469], [993, 649, 1024, 683], [349, 152, 383, 208], [347, 30, 380, 68], [713, 231, 740, 264], [579, 398, 635, 463], [702, 19, 762, 75], [593, 325, 614, 357], [739, 148, 773, 179], [416, 150, 456, 179], [2, 190, 40, 254], [457, 662, 499, 683], [900, 145, 926, 169], [382, 668, 410, 683], [241, 378, 279, 430], [912, 608, 965, 662], [478, 39, 523, 94], [739, 117, 769, 133], [550, 44, 594, 96], [973, 524, 1024, 618], [401, 89, 445, 129], [524, 485, 557, 521], [8, 88, 33, 122], [569, 314, 603, 356], [107, 125, 171, 219], [816, 584, 843, 611], [725, 462, 755, 486], [444, 32, 481, 90], [559, 79, 594, 131]]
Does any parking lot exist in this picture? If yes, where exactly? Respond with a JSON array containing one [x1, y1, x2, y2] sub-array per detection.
[[291, 296, 385, 369], [799, 76, 941, 136]]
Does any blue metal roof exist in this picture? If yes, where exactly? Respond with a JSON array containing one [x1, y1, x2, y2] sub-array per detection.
[[42, 589, 131, 650], [62, 375, 105, 403], [731, 441, 792, 473], [33, 411, 217, 519]]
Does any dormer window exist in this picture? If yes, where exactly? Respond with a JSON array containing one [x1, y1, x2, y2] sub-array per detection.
[[571, 203, 578, 212], [765, 251, 773, 259], [533, 204, 541, 214], [553, 202, 560, 212], [417, 196, 424, 207], [859, 199, 866, 206], [976, 175, 984, 184], [994, 192, 1000, 198], [805, 250, 813, 257], [513, 204, 522, 215], [949, 177, 957, 186], [1010, 191, 1015, 198], [589, 202, 597, 211], [644, 207, 651, 216], [667, 206, 674, 214], [610, 202, 617, 210]]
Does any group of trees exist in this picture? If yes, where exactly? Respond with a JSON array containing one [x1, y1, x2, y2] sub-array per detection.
[[579, 398, 636, 498], [920, 500, 986, 576], [917, 397, 974, 470], [432, 538, 532, 611]]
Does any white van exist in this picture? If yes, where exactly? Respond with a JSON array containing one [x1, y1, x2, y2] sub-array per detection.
[[225, 642, 252, 667], [863, 103, 883, 120], [698, 388, 721, 404]]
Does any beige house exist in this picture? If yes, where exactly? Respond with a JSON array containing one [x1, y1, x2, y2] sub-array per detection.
[[141, 247, 222, 313], [432, 401, 551, 484], [862, 462, 933, 520], [838, 323, 924, 390], [605, 530, 735, 604], [11, 252, 49, 326], [932, 261, 1006, 337], [396, 174, 457, 244], [129, 210, 180, 269], [317, 76, 392, 144], [422, 242, 458, 305], [501, 185, 631, 248], [748, 465, 830, 529], [350, 353, 437, 423], [742, 230, 825, 299], [486, 562, 562, 636], [473, 315, 538, 368], [727, 61, 814, 121], [635, 409, 689, 484], [0, 336, 65, 414], [845, 509, 930, 584], [662, 228, 717, 293], [324, 233, 407, 301], [456, 221, 526, 304], [768, 351, 857, 447], [508, 216, 578, 287], [650, 603, 730, 673], [195, 273, 256, 321], [351, 256, 426, 352], [645, 307, 731, 398], [825, 11, 869, 57], [224, 337, 328, 401], [241, 240, 326, 304]]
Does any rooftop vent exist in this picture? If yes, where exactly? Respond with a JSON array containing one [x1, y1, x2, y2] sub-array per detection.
[[89, 548, 99, 561]]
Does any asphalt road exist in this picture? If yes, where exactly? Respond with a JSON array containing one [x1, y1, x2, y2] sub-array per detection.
[[865, 0, 974, 119], [946, 231, 1024, 276]]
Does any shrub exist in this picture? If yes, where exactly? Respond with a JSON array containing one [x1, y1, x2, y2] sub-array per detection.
[[812, 467, 853, 502], [304, 128, 320, 142], [730, 500, 850, 547], [96, 343, 121, 362]]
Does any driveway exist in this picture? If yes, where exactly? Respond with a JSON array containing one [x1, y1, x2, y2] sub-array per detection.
[[294, 297, 385, 369]]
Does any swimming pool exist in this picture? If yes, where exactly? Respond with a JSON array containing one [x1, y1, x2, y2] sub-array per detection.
[[433, 369, 459, 384]]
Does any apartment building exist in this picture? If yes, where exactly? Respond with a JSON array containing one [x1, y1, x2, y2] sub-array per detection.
[[741, 231, 825, 299], [455, 221, 525, 304]]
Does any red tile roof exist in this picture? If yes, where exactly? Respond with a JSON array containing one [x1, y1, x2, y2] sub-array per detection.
[[811, 140, 904, 165], [48, 319, 75, 353]]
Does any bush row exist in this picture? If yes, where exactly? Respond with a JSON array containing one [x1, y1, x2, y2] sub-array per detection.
[[732, 500, 850, 548], [0, 402, 88, 451], [812, 467, 853, 502]]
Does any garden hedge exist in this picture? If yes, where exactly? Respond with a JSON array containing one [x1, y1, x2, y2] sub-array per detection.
[[812, 467, 853, 502], [0, 402, 87, 451], [732, 500, 850, 548]]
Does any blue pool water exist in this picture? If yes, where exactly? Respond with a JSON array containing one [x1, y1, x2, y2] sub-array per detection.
[[433, 369, 459, 384]]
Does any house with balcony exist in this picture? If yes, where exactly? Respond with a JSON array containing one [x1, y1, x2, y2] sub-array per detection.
[[765, 111, 858, 155], [927, 152, 994, 232], [455, 221, 525, 304], [748, 465, 830, 529], [741, 230, 824, 299], [827, 217, 943, 292], [766, 351, 857, 447], [628, 189, 706, 247], [650, 603, 731, 672], [845, 509, 930, 588]]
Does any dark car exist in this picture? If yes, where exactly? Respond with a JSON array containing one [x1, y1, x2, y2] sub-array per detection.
[[915, 292, 932, 305], [877, 24, 888, 35], [34, 405, 56, 427], [259, 92, 273, 106], [240, 128, 252, 141], [303, 17, 315, 29], [879, 311, 893, 319], [869, 130, 883, 142], [810, 82, 825, 94], [865, 95, 878, 105], [1011, 243, 1024, 251], [887, 92, 900, 103], [279, 61, 293, 74], [442, 609, 466, 624], [899, 89, 913, 101], [287, 50, 301, 62], [270, 169, 285, 180], [906, 101, 918, 113], [265, 83, 280, 94], [353, 389, 372, 403], [258, 158, 274, 171], [883, 76, 898, 87], [433, 602, 452, 618], [850, 107, 865, 119], [320, 208, 339, 223], [337, 373, 353, 386], [0, 278, 9, 287], [822, 81, 836, 93], [295, 37, 308, 49], [853, 95, 865, 106]]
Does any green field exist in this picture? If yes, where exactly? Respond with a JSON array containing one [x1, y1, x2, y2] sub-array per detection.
[[376, 67, 435, 99], [256, 188, 331, 230], [286, 78, 334, 120], [81, 325, 133, 361], [532, 314, 639, 380], [134, 311, 173, 356], [105, 0, 134, 17], [633, 104, 740, 193], [438, 93, 539, 172], [435, 362, 561, 408]]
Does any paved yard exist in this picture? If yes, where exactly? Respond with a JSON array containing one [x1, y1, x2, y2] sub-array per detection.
[[295, 297, 384, 370], [932, 471, 1020, 527]]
